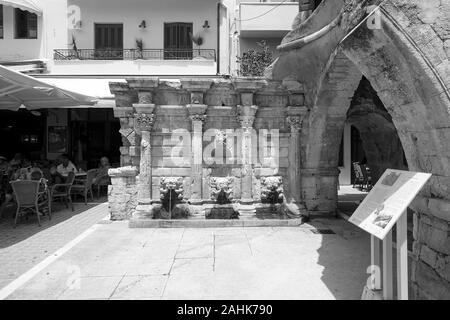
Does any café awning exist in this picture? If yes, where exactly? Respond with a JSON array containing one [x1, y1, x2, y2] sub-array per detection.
[[0, 65, 98, 111], [0, 0, 42, 15]]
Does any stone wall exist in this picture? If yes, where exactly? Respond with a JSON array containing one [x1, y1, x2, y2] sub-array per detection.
[[108, 166, 138, 220], [342, 0, 450, 300], [411, 202, 450, 299], [269, 0, 450, 299]]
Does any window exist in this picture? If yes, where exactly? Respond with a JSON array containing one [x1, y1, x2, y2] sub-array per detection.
[[94, 24, 124, 59], [15, 8, 38, 39], [164, 23, 193, 60], [0, 5, 3, 39]]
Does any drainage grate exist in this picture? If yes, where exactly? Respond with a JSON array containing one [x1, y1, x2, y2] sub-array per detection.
[[311, 229, 336, 235]]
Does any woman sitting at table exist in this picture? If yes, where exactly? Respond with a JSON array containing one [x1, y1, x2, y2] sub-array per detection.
[[93, 157, 111, 186], [56, 154, 78, 176], [50, 164, 69, 184], [26, 162, 44, 180]]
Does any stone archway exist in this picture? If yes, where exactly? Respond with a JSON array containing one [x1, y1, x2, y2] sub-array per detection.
[[339, 6, 450, 298], [270, 0, 450, 299], [346, 77, 407, 182], [301, 50, 362, 212]]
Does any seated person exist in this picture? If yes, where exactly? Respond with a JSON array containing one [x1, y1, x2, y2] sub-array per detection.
[[9, 153, 23, 167], [56, 154, 78, 176], [49, 165, 65, 185], [9, 164, 21, 181], [0, 156, 10, 175], [93, 157, 111, 185], [26, 161, 44, 180]]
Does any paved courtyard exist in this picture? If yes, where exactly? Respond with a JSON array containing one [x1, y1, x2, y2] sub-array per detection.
[[0, 199, 109, 290], [0, 212, 370, 300]]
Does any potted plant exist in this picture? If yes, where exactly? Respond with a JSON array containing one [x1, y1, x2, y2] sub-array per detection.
[[189, 32, 204, 60], [70, 34, 81, 60], [135, 38, 144, 60]]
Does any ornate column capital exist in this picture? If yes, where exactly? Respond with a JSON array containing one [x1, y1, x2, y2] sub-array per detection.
[[237, 105, 258, 130], [287, 106, 309, 131], [287, 116, 303, 132], [134, 113, 155, 132], [187, 104, 208, 123]]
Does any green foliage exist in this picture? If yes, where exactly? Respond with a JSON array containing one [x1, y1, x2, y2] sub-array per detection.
[[237, 40, 273, 77]]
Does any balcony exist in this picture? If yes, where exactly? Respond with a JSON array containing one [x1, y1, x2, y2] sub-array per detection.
[[53, 49, 216, 61], [239, 2, 299, 37], [50, 49, 217, 76]]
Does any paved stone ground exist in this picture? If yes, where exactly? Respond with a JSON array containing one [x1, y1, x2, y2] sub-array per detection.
[[337, 186, 368, 217], [0, 199, 109, 290], [3, 217, 370, 300], [0, 187, 372, 300]]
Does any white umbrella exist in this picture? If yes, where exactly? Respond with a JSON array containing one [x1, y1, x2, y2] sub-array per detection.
[[0, 65, 98, 110], [0, 0, 42, 15]]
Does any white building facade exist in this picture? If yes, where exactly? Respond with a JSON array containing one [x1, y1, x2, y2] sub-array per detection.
[[0, 0, 232, 76]]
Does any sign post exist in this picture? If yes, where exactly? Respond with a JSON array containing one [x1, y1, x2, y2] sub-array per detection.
[[382, 230, 393, 300], [396, 211, 408, 300], [370, 235, 381, 291], [349, 169, 432, 300]]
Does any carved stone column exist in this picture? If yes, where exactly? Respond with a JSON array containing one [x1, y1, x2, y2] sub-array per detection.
[[109, 82, 136, 167], [182, 79, 212, 206], [128, 78, 159, 219], [134, 111, 155, 208], [233, 79, 264, 216], [237, 105, 258, 206], [187, 105, 207, 205], [287, 106, 309, 216]]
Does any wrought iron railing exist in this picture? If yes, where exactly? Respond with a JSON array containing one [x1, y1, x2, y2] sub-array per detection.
[[53, 49, 216, 61]]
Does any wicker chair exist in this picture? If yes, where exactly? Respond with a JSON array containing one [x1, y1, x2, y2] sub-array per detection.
[[353, 162, 365, 189], [360, 164, 373, 191], [0, 173, 9, 219], [93, 172, 111, 199], [50, 171, 75, 211], [11, 180, 51, 227], [70, 169, 97, 205]]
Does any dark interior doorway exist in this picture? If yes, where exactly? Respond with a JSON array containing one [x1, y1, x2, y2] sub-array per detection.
[[70, 109, 121, 170], [0, 109, 46, 160], [94, 23, 124, 59], [164, 22, 193, 60]]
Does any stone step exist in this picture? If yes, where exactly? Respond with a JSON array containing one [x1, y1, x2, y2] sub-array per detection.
[[129, 218, 305, 228]]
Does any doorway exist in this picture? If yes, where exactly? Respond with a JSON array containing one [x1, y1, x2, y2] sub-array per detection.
[[94, 23, 124, 59], [164, 22, 193, 60]]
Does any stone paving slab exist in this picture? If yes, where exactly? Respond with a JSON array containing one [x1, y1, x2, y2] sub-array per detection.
[[4, 217, 371, 300], [0, 200, 109, 289]]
